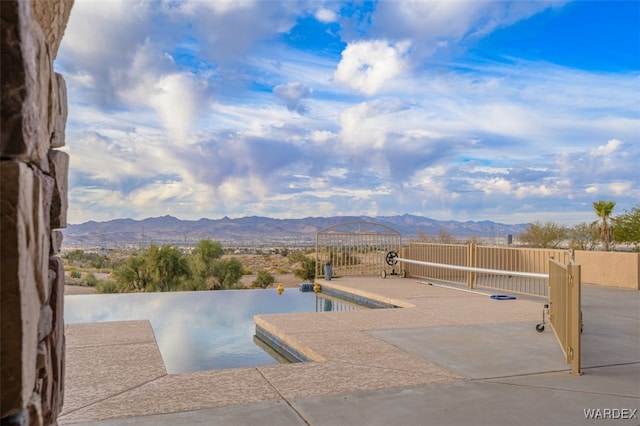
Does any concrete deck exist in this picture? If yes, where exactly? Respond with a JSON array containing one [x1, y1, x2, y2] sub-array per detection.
[[60, 278, 639, 425]]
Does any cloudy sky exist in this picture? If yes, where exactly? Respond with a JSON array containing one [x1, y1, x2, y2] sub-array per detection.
[[55, 0, 639, 225]]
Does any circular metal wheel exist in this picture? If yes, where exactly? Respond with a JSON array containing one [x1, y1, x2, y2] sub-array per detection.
[[535, 324, 545, 333], [381, 270, 387, 279], [385, 251, 398, 266], [400, 270, 406, 278]]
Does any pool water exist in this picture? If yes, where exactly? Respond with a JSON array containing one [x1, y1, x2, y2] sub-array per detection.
[[64, 289, 363, 373]]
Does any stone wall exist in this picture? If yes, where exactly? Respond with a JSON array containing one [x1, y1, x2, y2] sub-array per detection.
[[1, 0, 73, 424]]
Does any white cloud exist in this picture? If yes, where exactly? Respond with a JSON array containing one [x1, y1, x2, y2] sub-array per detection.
[[514, 184, 559, 198], [201, 0, 255, 14], [67, 132, 152, 181], [476, 177, 513, 194], [60, 0, 149, 59], [66, 70, 95, 89], [465, 103, 543, 140], [309, 130, 335, 144], [410, 166, 449, 195], [115, 46, 210, 138], [608, 181, 632, 195], [372, 1, 489, 41], [129, 181, 187, 207], [469, 166, 511, 175], [369, 1, 565, 60], [273, 82, 313, 113], [334, 40, 412, 95], [179, 1, 302, 63], [325, 168, 348, 179], [315, 7, 338, 23], [338, 98, 411, 156], [149, 73, 208, 139], [590, 139, 622, 157], [57, 0, 158, 106]]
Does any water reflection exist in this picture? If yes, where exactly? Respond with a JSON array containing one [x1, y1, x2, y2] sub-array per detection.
[[65, 289, 362, 373]]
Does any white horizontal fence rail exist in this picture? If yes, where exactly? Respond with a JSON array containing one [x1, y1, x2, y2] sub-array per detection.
[[474, 245, 569, 297], [395, 257, 548, 279]]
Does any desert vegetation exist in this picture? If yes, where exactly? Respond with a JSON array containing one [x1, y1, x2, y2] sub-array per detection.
[[63, 240, 317, 293]]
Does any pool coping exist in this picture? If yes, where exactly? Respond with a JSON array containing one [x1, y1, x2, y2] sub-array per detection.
[[254, 281, 407, 363], [59, 277, 545, 424]]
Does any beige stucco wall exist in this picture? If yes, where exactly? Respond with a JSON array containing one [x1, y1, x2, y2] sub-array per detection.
[[574, 250, 640, 290]]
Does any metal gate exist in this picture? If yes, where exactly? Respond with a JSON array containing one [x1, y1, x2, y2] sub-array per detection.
[[394, 252, 583, 375], [549, 260, 582, 375], [315, 222, 402, 278]]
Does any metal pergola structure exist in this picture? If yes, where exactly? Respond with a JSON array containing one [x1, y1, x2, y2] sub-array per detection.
[[315, 221, 402, 278]]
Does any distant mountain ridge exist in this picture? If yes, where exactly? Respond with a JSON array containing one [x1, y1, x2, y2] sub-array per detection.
[[62, 214, 529, 247]]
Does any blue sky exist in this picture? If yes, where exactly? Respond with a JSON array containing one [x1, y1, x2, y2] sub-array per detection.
[[55, 0, 639, 225]]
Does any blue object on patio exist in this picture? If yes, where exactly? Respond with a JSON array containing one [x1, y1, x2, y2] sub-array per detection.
[[490, 294, 517, 300]]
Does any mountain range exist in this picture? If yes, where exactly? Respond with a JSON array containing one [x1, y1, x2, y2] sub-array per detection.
[[61, 215, 529, 248]]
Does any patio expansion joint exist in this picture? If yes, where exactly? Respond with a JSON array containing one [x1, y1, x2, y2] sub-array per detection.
[[59, 372, 168, 419], [254, 368, 312, 426], [468, 368, 572, 382], [579, 360, 640, 370], [479, 377, 640, 400]]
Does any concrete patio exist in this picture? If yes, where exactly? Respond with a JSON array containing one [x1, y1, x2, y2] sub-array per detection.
[[60, 278, 639, 425]]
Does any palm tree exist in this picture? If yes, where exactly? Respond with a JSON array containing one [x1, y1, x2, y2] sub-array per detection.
[[592, 200, 616, 251]]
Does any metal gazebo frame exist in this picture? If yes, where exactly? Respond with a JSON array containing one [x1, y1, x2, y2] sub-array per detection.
[[315, 221, 402, 278]]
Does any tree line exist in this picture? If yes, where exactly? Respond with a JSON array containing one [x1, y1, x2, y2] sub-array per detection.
[[517, 201, 639, 250], [415, 200, 638, 251]]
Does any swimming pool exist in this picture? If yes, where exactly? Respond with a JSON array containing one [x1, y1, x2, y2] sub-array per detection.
[[64, 288, 365, 373]]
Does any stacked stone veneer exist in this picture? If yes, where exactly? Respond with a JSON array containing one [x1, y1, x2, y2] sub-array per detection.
[[1, 0, 73, 424]]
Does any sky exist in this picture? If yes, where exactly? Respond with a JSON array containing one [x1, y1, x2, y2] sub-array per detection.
[[55, 0, 640, 226]]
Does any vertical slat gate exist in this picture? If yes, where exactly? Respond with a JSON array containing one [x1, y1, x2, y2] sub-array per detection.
[[549, 260, 582, 375]]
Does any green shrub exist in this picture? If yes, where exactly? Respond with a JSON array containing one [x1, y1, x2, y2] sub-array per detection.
[[294, 256, 316, 281], [288, 251, 307, 265], [85, 273, 97, 287], [96, 280, 119, 293], [252, 270, 275, 289]]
